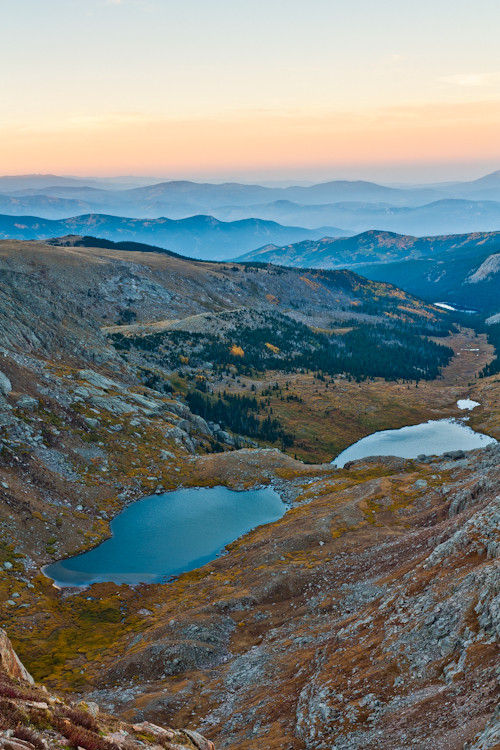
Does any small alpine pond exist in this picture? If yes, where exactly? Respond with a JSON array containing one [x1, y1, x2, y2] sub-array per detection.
[[44, 486, 285, 587], [332, 418, 496, 468]]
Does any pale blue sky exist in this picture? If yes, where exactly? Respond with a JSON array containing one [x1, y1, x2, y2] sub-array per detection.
[[1, 0, 500, 179]]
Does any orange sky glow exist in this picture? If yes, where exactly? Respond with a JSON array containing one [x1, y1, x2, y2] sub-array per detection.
[[2, 0, 500, 181], [3, 100, 500, 177]]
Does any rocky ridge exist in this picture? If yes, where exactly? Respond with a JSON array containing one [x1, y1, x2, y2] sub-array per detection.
[[0, 628, 215, 750]]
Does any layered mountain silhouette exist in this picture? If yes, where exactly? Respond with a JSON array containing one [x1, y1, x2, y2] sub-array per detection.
[[213, 198, 500, 235], [1, 171, 500, 234], [0, 212, 345, 260]]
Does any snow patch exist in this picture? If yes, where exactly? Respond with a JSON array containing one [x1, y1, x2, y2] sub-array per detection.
[[457, 399, 480, 411]]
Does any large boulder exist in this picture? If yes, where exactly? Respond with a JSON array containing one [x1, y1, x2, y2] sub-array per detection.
[[16, 395, 38, 410], [182, 730, 216, 750], [0, 370, 12, 395], [78, 369, 122, 391]]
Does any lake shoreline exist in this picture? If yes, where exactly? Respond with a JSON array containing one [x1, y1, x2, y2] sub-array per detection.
[[43, 485, 287, 589], [332, 411, 496, 468]]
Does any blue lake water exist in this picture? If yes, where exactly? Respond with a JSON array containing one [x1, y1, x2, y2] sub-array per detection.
[[43, 486, 285, 587], [332, 419, 496, 468]]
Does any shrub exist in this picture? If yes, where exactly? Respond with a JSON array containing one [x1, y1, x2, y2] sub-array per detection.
[[0, 698, 27, 727], [0, 675, 40, 702], [55, 718, 119, 750], [28, 708, 54, 732], [57, 706, 99, 732]]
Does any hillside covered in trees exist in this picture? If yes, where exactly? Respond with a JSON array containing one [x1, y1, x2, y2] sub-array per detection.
[[110, 306, 454, 449], [111, 310, 453, 383]]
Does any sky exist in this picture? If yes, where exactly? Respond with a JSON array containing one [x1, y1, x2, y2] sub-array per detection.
[[2, 0, 500, 182]]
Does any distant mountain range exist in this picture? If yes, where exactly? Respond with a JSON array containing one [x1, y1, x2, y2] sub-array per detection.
[[0, 175, 444, 209], [234, 229, 500, 314], [1, 172, 500, 263], [0, 213, 345, 261], [212, 198, 500, 236], [1, 171, 500, 236]]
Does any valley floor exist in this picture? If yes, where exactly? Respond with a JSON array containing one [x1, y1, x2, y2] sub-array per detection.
[[0, 238, 499, 749], [207, 328, 496, 463], [1, 328, 498, 750]]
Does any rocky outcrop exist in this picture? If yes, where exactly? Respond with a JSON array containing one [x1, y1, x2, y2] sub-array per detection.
[[105, 615, 235, 684], [182, 729, 216, 750], [486, 311, 500, 325], [0, 630, 215, 750], [0, 630, 33, 684], [466, 705, 500, 749], [0, 736, 41, 750], [467, 253, 500, 283]]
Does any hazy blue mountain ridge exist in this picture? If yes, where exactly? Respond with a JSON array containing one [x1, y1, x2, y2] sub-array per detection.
[[0, 212, 344, 260]]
